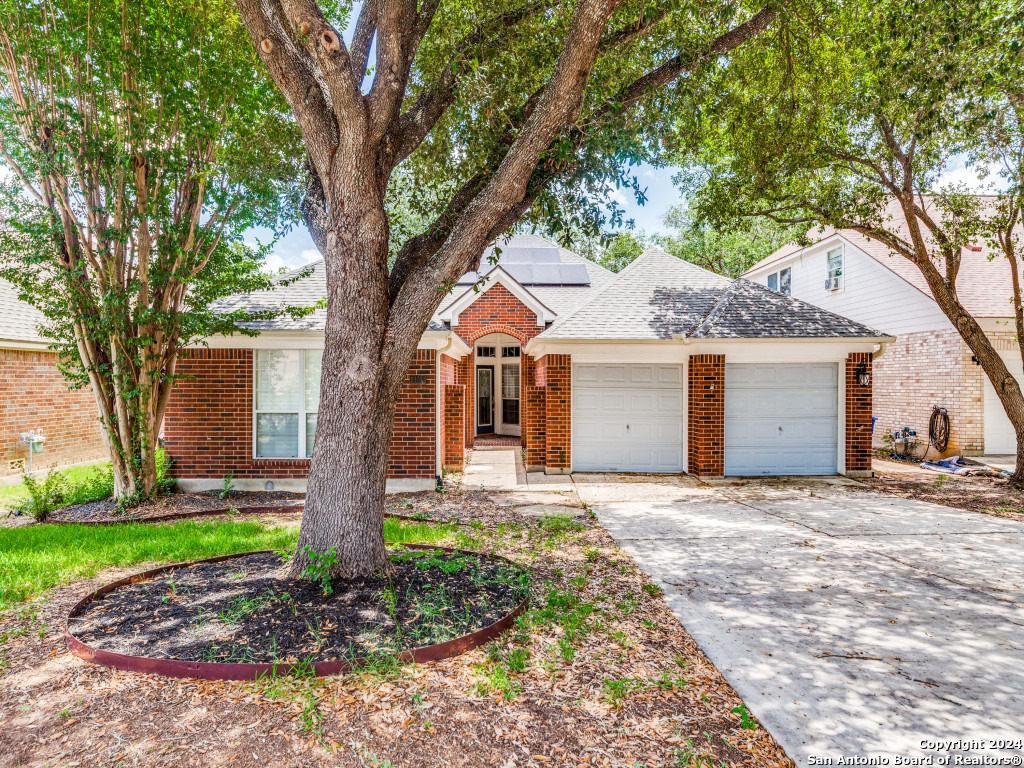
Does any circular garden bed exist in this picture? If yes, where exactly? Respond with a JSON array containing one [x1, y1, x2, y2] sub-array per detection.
[[66, 545, 529, 680]]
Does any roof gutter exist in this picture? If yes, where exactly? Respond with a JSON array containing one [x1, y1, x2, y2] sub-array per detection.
[[872, 341, 889, 361]]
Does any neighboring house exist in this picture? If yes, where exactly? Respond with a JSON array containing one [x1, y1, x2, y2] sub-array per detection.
[[163, 235, 891, 492], [0, 280, 107, 480], [743, 199, 1023, 456]]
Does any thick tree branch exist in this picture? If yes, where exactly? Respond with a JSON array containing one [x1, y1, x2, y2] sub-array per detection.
[[350, 0, 378, 83]]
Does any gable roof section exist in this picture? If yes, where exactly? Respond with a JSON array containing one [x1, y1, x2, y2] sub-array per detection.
[[0, 278, 48, 347], [689, 279, 890, 339], [539, 247, 892, 342], [439, 266, 555, 327], [539, 248, 732, 340], [745, 197, 1023, 318]]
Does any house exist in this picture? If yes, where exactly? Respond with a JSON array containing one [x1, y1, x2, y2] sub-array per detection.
[[163, 235, 892, 491], [0, 279, 107, 481], [743, 200, 1023, 457]]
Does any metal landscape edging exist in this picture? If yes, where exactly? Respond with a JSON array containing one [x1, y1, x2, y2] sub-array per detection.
[[65, 544, 529, 681]]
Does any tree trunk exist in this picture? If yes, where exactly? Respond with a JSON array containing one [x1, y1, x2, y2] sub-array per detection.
[[286, 160, 406, 580]]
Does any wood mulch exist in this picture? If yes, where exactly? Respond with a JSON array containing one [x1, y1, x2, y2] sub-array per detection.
[[69, 549, 528, 665], [852, 458, 1024, 521], [0, 493, 794, 767], [42, 490, 304, 525]]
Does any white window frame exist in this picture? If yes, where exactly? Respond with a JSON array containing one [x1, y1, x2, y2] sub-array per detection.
[[253, 349, 321, 460], [766, 266, 792, 295], [825, 245, 844, 291]]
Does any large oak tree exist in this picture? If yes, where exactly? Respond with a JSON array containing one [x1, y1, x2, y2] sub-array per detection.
[[235, 0, 783, 577]]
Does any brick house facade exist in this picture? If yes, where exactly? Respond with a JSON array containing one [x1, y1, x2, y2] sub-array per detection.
[[163, 237, 886, 490], [0, 348, 107, 479]]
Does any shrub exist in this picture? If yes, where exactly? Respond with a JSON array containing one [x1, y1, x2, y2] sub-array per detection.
[[20, 467, 64, 522]]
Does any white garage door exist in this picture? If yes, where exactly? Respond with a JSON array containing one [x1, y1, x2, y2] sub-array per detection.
[[983, 350, 1024, 455], [725, 363, 839, 476], [573, 364, 683, 473]]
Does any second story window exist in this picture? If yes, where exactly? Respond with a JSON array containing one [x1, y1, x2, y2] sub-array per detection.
[[767, 267, 792, 295], [825, 246, 843, 291]]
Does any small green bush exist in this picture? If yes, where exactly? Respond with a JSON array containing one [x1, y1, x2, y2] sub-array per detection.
[[20, 467, 64, 522]]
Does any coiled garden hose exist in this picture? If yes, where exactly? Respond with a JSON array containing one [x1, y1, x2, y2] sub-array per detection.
[[927, 405, 950, 455]]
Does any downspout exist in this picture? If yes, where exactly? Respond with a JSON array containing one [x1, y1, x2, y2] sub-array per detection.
[[872, 341, 888, 361], [435, 333, 456, 488]]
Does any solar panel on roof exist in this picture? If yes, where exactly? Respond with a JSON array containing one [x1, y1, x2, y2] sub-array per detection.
[[455, 246, 591, 285]]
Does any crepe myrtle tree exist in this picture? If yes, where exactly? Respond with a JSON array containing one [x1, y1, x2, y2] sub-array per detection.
[[234, 0, 782, 577], [678, 0, 1024, 482], [0, 0, 308, 501]]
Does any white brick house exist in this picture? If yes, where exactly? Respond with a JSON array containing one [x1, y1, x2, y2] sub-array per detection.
[[744, 202, 1023, 457]]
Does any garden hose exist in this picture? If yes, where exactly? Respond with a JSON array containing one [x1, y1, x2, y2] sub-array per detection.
[[926, 406, 950, 456]]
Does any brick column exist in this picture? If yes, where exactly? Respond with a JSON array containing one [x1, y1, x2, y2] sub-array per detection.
[[456, 354, 473, 448], [542, 354, 571, 473], [443, 385, 465, 471], [687, 354, 725, 477], [845, 352, 873, 476]]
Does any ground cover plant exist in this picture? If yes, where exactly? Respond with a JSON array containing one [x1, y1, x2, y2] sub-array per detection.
[[69, 546, 528, 665], [0, 493, 793, 767]]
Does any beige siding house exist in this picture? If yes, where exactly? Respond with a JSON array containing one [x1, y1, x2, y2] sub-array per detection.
[[744, 204, 1022, 457]]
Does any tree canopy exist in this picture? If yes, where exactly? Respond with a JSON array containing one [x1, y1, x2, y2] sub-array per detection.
[[0, 0, 307, 498]]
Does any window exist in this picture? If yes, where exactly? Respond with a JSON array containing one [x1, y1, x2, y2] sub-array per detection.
[[477, 346, 496, 357], [766, 267, 792, 295], [825, 246, 843, 290], [501, 364, 520, 425], [501, 346, 520, 358], [255, 349, 322, 458]]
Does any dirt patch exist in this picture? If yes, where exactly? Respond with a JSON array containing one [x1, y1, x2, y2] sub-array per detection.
[[857, 459, 1024, 521], [387, 487, 583, 527], [69, 549, 528, 666], [0, 495, 793, 768], [42, 490, 304, 524]]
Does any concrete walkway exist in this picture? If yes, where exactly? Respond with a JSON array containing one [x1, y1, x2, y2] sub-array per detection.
[[462, 447, 574, 492], [577, 476, 1024, 766]]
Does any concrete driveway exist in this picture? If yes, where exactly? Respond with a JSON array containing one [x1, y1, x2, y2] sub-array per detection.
[[574, 475, 1024, 766]]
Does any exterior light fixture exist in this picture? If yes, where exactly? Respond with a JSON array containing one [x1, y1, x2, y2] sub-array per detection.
[[856, 363, 871, 387]]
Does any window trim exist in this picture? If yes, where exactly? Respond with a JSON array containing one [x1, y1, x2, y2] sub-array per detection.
[[825, 245, 844, 290], [766, 266, 792, 295], [253, 349, 321, 460]]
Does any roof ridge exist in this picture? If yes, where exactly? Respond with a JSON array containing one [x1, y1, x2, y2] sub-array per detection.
[[686, 280, 740, 337]]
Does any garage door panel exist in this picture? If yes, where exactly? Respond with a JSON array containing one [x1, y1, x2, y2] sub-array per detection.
[[725, 363, 838, 476], [984, 351, 1023, 454], [573, 364, 683, 473]]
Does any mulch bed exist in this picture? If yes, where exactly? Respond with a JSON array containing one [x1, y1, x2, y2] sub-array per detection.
[[856, 459, 1024, 521], [69, 549, 528, 666], [44, 490, 304, 524], [0, 493, 793, 768]]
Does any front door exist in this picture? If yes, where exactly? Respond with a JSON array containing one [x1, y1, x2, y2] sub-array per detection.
[[476, 366, 494, 434]]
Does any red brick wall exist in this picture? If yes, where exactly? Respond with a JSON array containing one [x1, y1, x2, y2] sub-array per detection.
[[525, 383, 546, 469], [845, 353, 873, 473], [164, 348, 438, 481], [540, 354, 571, 470], [443, 385, 465, 471], [688, 354, 725, 476], [0, 349, 107, 478]]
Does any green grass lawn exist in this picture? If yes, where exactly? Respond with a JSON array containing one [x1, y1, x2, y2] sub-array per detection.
[[0, 517, 456, 611], [0, 461, 113, 511]]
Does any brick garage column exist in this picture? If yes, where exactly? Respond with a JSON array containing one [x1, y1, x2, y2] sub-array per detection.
[[687, 354, 725, 477], [443, 385, 465, 471], [845, 353, 873, 476], [524, 354, 546, 470], [542, 354, 571, 473]]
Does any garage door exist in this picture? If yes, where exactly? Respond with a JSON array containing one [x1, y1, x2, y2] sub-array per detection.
[[725, 363, 838, 476], [983, 350, 1024, 454], [573, 364, 683, 472]]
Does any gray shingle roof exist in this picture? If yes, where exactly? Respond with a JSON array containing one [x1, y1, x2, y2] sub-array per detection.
[[0, 278, 48, 345], [539, 249, 732, 340], [689, 279, 891, 339], [539, 247, 892, 341], [217, 235, 613, 332]]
